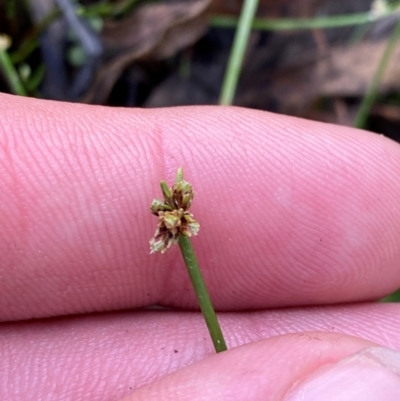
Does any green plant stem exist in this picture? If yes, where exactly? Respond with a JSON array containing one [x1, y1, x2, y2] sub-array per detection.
[[380, 288, 400, 302], [354, 18, 400, 128], [0, 46, 27, 96], [178, 234, 227, 353], [219, 0, 259, 105], [210, 7, 400, 31]]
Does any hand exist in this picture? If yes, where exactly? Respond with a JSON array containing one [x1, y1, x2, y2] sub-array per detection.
[[1, 93, 400, 401]]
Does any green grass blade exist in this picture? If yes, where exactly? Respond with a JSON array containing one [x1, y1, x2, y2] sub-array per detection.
[[219, 0, 259, 105]]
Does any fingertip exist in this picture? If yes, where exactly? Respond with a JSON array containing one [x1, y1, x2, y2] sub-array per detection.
[[123, 332, 376, 401]]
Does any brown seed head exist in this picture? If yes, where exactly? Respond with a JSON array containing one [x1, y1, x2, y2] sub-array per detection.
[[150, 168, 200, 254]]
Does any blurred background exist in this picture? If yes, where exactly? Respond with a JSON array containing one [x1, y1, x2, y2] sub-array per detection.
[[1, 0, 400, 300], [1, 0, 400, 134]]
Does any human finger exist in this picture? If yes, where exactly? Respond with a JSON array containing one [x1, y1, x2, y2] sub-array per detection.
[[1, 93, 400, 320], [1, 303, 400, 400], [125, 334, 400, 401]]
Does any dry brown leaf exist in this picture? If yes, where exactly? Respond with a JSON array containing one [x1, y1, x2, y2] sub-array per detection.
[[372, 104, 400, 123], [318, 40, 400, 96], [82, 0, 211, 104], [237, 33, 400, 117], [150, 14, 209, 60]]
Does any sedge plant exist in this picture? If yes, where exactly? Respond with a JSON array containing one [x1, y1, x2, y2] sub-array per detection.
[[149, 167, 227, 353]]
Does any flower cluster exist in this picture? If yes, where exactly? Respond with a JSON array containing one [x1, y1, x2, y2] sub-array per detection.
[[150, 169, 200, 254]]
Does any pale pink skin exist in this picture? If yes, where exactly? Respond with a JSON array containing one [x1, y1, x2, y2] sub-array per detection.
[[1, 93, 400, 400]]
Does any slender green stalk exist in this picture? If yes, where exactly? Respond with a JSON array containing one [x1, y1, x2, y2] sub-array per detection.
[[219, 0, 259, 105], [380, 288, 400, 302], [0, 36, 27, 96], [150, 167, 227, 353], [354, 18, 400, 128], [211, 6, 400, 31], [178, 235, 227, 353]]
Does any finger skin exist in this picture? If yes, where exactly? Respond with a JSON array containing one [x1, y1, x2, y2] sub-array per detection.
[[1, 303, 400, 401], [1, 93, 400, 320], [125, 334, 376, 401]]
